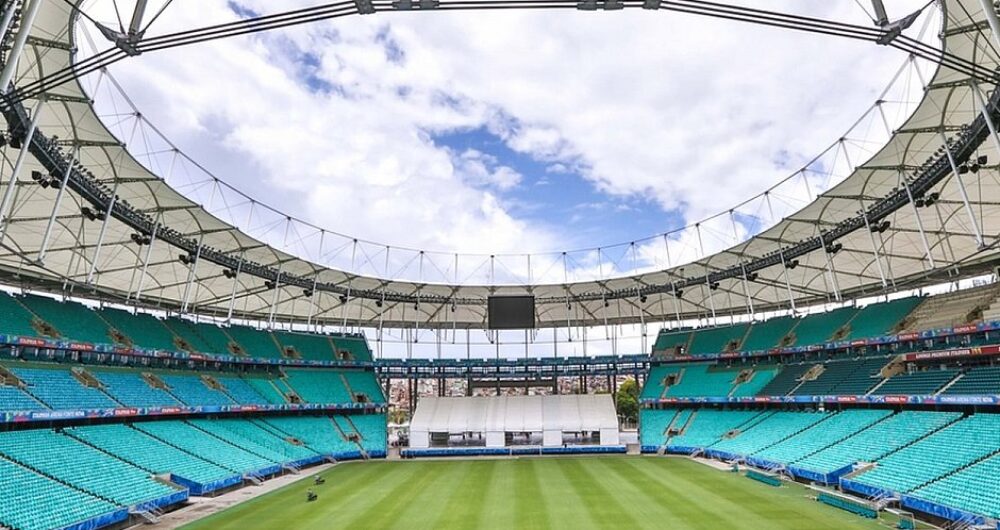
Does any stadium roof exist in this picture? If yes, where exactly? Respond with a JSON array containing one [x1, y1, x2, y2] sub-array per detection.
[[0, 0, 999, 330]]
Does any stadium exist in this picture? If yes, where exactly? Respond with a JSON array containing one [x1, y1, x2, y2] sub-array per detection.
[[0, 0, 999, 528]]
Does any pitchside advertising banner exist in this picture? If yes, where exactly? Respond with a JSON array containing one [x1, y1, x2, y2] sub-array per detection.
[[0, 402, 384, 425], [0, 334, 376, 368], [643, 394, 1000, 406], [660, 320, 1000, 363], [2, 320, 1000, 369]]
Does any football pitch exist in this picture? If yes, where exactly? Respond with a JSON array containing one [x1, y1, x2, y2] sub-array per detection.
[[181, 456, 903, 530]]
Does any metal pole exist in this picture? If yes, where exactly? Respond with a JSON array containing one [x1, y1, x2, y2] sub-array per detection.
[[180, 236, 204, 313], [341, 239, 358, 329], [777, 247, 797, 313], [0, 0, 41, 90], [306, 231, 325, 329], [978, 0, 1000, 51], [132, 218, 159, 302], [128, 0, 149, 35], [740, 262, 755, 319], [85, 179, 119, 284], [267, 262, 283, 328], [859, 199, 889, 289], [938, 131, 984, 248], [901, 176, 935, 268], [225, 253, 244, 322], [37, 145, 77, 263], [0, 101, 43, 236], [819, 236, 842, 301]]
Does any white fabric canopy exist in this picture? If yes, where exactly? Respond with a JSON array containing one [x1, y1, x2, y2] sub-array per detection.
[[1, 1, 999, 329], [410, 394, 619, 435]]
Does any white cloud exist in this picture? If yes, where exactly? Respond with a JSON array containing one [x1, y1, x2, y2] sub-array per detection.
[[81, 0, 932, 270]]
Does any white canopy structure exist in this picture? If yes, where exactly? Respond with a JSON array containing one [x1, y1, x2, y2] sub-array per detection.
[[409, 395, 620, 448], [0, 0, 998, 331]]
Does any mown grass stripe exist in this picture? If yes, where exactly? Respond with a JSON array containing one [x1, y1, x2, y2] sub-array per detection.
[[181, 456, 899, 530]]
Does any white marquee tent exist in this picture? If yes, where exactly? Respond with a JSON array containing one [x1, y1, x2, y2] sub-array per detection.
[[409, 395, 620, 448]]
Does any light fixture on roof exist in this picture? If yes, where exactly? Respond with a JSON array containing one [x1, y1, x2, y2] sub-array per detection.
[[81, 206, 99, 221], [639, 295, 648, 303], [178, 253, 197, 265], [339, 294, 348, 304], [785, 259, 799, 270], [375, 299, 383, 308], [129, 232, 152, 245], [222, 268, 237, 279], [264, 280, 276, 290], [827, 242, 843, 254], [303, 288, 313, 298]]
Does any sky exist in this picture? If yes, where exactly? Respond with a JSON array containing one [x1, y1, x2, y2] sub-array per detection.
[[68, 0, 942, 356], [79, 0, 934, 271]]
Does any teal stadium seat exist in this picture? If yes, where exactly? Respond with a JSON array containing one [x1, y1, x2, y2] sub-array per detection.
[[160, 374, 235, 406], [753, 410, 892, 465], [332, 335, 374, 361], [852, 414, 1000, 494], [710, 411, 830, 456], [223, 324, 285, 360], [756, 363, 811, 396], [794, 411, 960, 474], [669, 410, 769, 449], [912, 450, 1000, 519], [0, 457, 119, 530], [99, 308, 179, 351], [188, 419, 318, 462], [687, 324, 748, 356], [263, 416, 358, 454], [92, 369, 180, 408], [273, 330, 338, 361], [872, 369, 959, 396], [285, 369, 354, 403], [135, 420, 277, 475], [788, 307, 856, 346], [741, 316, 797, 351], [940, 366, 1000, 395], [652, 329, 692, 354], [0, 291, 43, 338], [18, 294, 112, 345], [11, 365, 116, 410], [342, 370, 386, 403], [0, 430, 176, 506], [67, 424, 235, 486], [847, 297, 924, 340]]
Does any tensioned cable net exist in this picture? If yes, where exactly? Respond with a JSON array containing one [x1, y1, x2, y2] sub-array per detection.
[[0, 0, 998, 331]]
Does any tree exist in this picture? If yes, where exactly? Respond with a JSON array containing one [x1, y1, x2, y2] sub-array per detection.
[[614, 377, 640, 423]]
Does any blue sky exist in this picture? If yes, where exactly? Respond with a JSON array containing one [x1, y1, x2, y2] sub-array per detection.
[[432, 126, 680, 249], [82, 0, 933, 271]]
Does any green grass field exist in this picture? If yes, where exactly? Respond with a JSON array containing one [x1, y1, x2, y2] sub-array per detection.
[[182, 456, 904, 530]]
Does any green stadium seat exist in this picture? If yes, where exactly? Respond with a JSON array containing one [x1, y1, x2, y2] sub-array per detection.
[[18, 294, 112, 344], [285, 369, 354, 403], [741, 316, 797, 351]]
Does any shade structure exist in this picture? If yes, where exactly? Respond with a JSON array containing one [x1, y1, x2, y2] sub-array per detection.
[[408, 394, 619, 448], [0, 0, 998, 331]]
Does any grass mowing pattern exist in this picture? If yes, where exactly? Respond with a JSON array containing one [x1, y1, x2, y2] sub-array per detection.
[[182, 457, 894, 530]]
